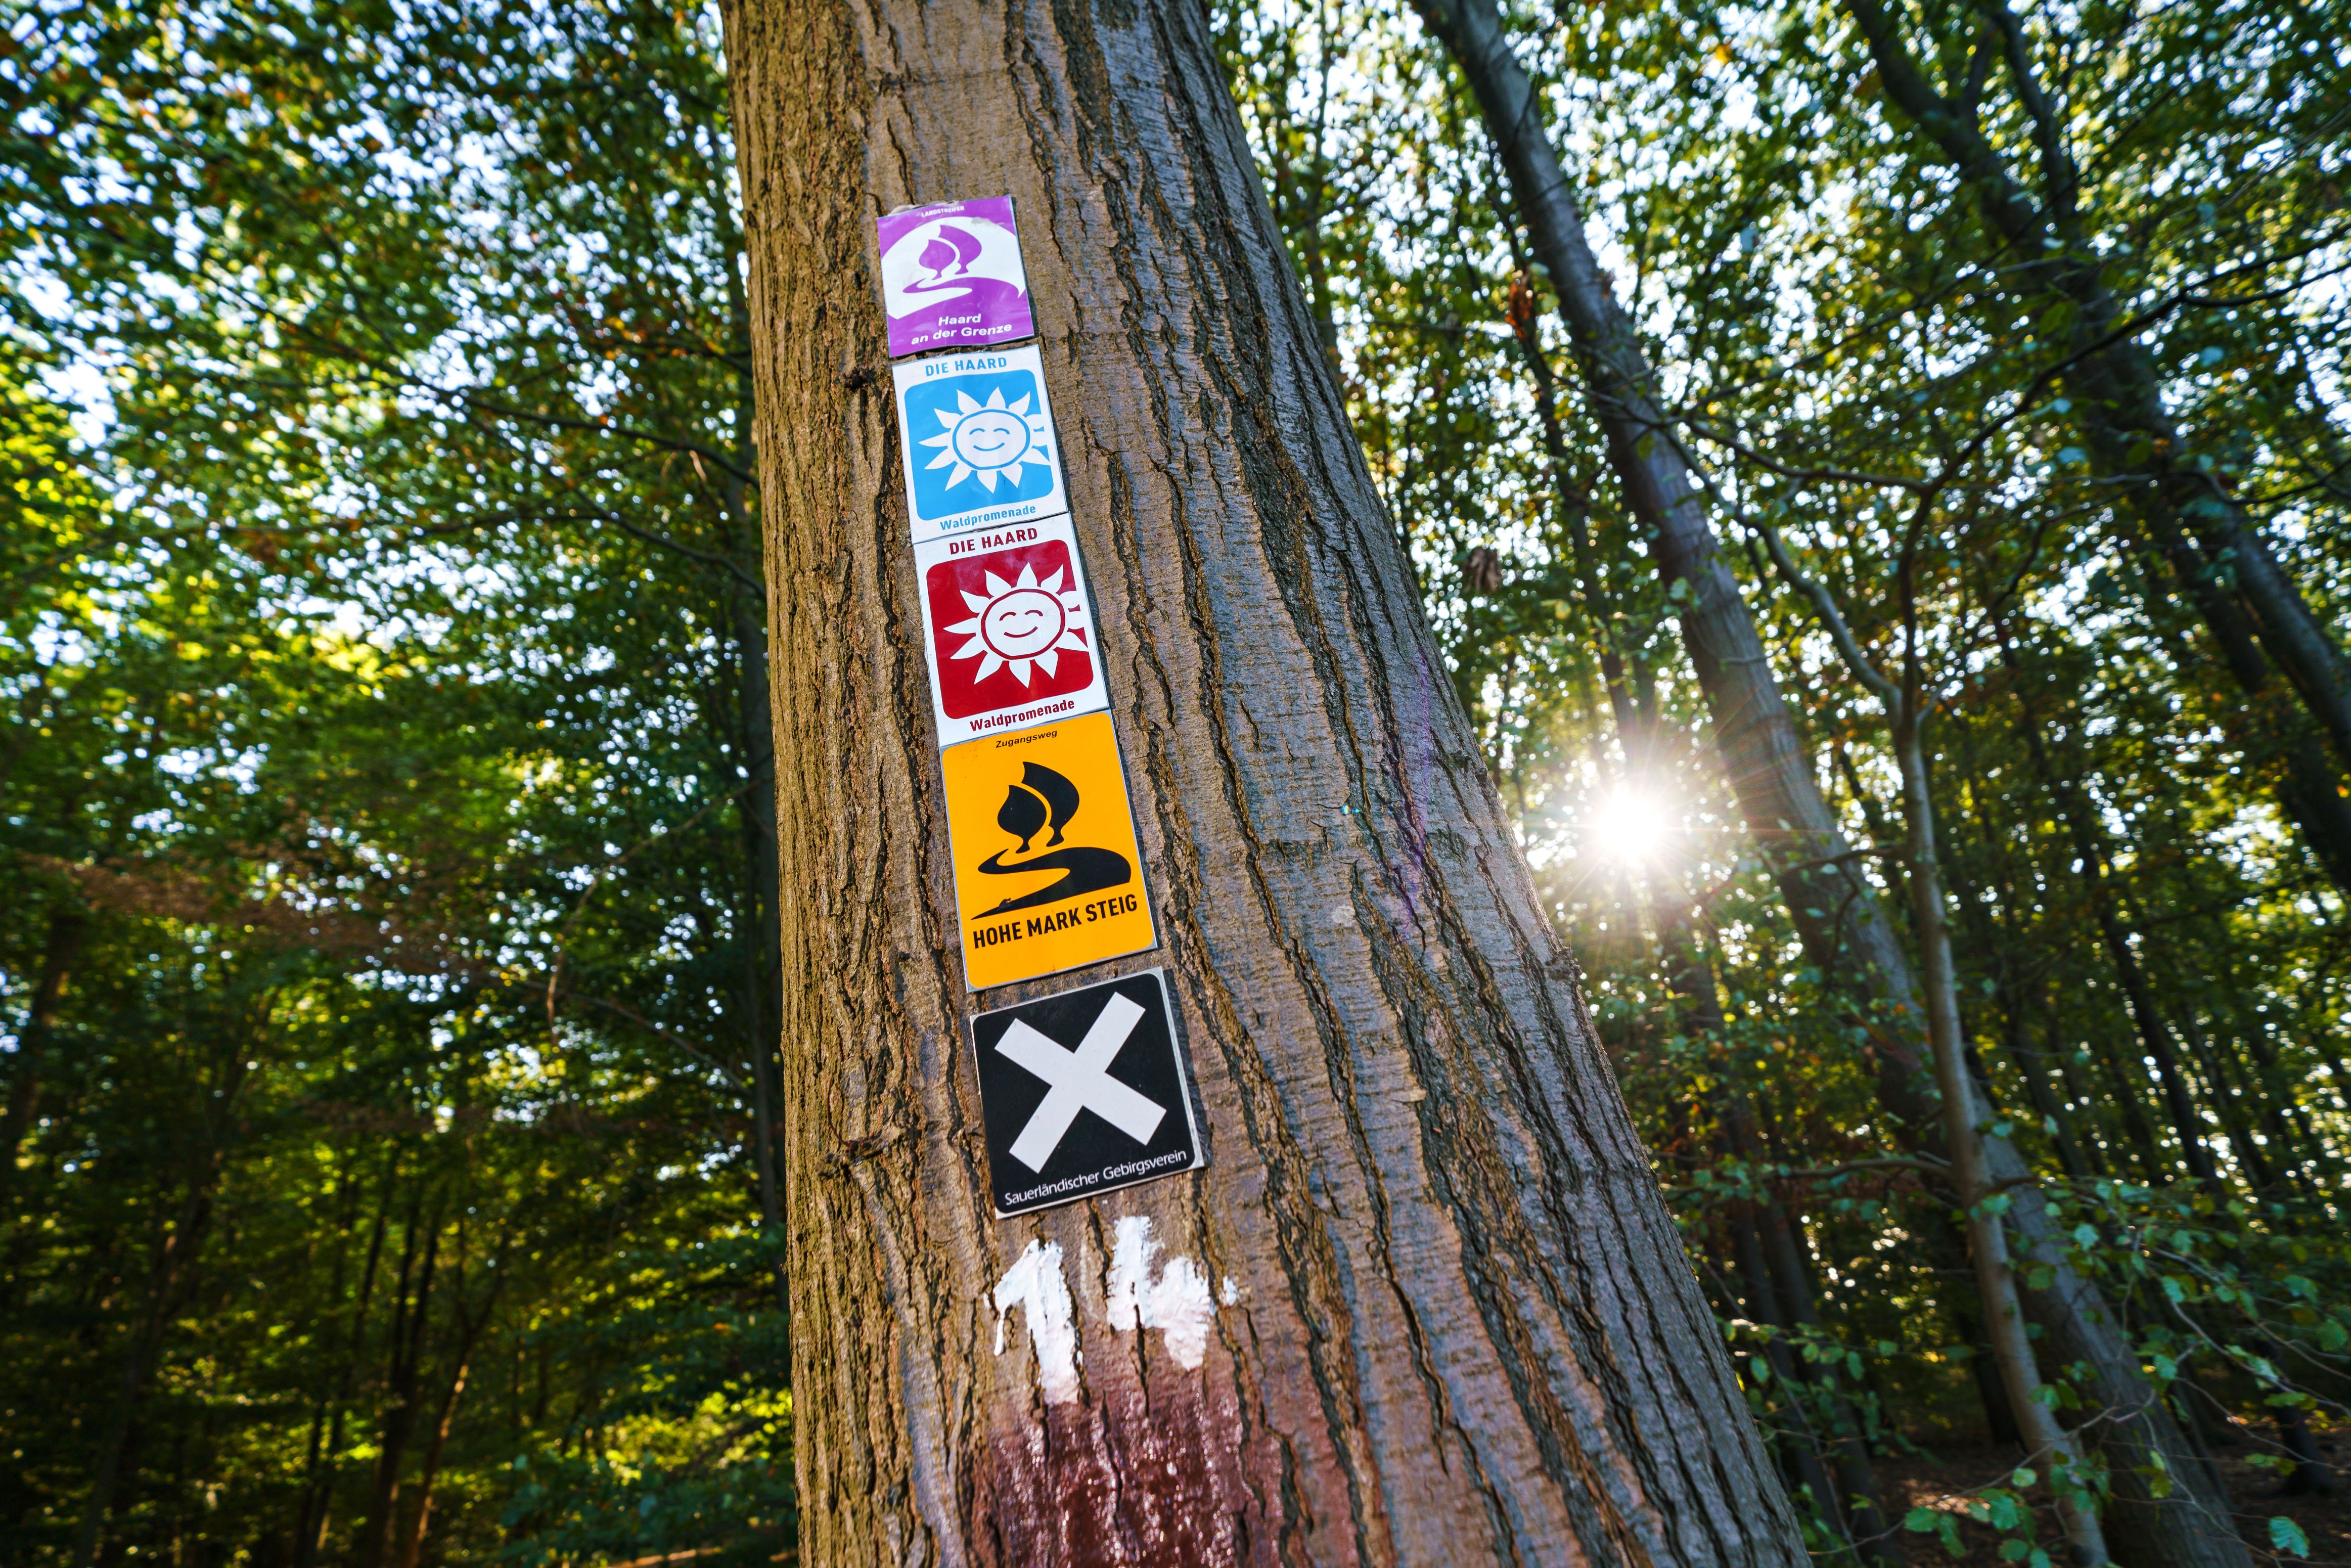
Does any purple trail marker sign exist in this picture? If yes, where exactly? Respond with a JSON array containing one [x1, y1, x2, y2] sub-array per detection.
[[877, 198, 1037, 360]]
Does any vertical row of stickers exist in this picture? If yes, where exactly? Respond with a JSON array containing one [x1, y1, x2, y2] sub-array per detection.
[[878, 197, 1201, 1215]]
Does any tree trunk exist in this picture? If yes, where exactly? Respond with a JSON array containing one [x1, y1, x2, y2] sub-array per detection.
[[71, 1050, 247, 1568], [291, 1158, 373, 1562], [392, 1344, 478, 1568], [1715, 1107, 1897, 1566], [714, 174, 793, 1323], [1722, 1205, 1846, 1532], [720, 0, 1803, 1562], [0, 910, 85, 1216], [71, 1176, 219, 1568], [356, 1207, 440, 1568], [1892, 710, 2107, 1563], [1943, 758, 2096, 1180], [1760, 503, 2104, 1562], [730, 533, 792, 1320], [1415, 0, 1933, 1124], [1998, 632, 2230, 1184], [296, 1155, 396, 1568], [1411, 0, 2251, 1559]]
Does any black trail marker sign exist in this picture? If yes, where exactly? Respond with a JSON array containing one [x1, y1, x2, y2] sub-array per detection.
[[968, 968, 1203, 1216]]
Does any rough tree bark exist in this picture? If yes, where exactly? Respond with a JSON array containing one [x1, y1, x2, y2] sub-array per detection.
[[1409, 0, 2250, 1559], [721, 0, 1803, 1562]]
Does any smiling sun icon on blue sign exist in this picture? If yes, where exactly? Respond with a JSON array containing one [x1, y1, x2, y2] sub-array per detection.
[[918, 388, 1053, 493]]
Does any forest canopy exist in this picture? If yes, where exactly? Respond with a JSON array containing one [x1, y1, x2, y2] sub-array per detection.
[[2, 0, 2346, 1562]]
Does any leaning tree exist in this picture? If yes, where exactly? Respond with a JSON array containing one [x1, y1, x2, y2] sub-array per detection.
[[720, 0, 1804, 1560]]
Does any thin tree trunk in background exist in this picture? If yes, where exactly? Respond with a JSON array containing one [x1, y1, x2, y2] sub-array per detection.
[[2274, 1402, 2339, 1498], [72, 1179, 219, 1568], [2233, 1019, 2331, 1189], [0, 910, 85, 1217], [1421, 0, 1940, 1145], [731, 552, 790, 1319], [356, 1206, 440, 1568], [1716, 1100, 1895, 1566], [2046, 1037, 2116, 1177], [71, 1051, 248, 1568], [721, 0, 1804, 1561], [1949, 1290, 2025, 1450], [1413, 0, 2246, 1558], [1723, 1205, 1845, 1528], [296, 1155, 396, 1568], [392, 1323, 486, 1568], [2131, 500, 2351, 888], [390, 1224, 501, 1568], [1944, 758, 2096, 1180], [290, 1161, 367, 1559], [1655, 876, 1890, 1563], [714, 175, 793, 1324], [1892, 715, 2106, 1563], [2172, 1010, 2279, 1191], [1998, 633, 2232, 1183], [1627, 675, 1895, 1564]]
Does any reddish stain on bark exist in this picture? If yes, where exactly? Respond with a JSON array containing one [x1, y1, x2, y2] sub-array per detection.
[[973, 1339, 1312, 1567]]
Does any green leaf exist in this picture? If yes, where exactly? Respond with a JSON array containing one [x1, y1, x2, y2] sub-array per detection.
[[2269, 1516, 2309, 1556]]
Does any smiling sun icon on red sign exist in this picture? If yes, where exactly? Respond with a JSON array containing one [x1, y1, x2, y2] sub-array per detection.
[[918, 526, 1108, 733], [945, 561, 1089, 687]]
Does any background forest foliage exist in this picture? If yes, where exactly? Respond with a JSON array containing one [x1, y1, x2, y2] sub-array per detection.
[[2, 0, 2345, 1562]]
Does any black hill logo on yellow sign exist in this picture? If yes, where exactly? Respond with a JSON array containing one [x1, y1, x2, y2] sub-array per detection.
[[941, 710, 1157, 990]]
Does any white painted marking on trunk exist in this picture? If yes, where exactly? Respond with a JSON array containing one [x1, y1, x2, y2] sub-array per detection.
[[992, 1241, 1081, 1404], [1105, 1216, 1217, 1369], [1220, 1276, 1239, 1306]]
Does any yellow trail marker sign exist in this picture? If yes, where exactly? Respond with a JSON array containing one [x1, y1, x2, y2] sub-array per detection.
[[940, 710, 1157, 990]]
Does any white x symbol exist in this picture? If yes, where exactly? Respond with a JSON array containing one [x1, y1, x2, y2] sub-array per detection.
[[997, 993, 1166, 1170]]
